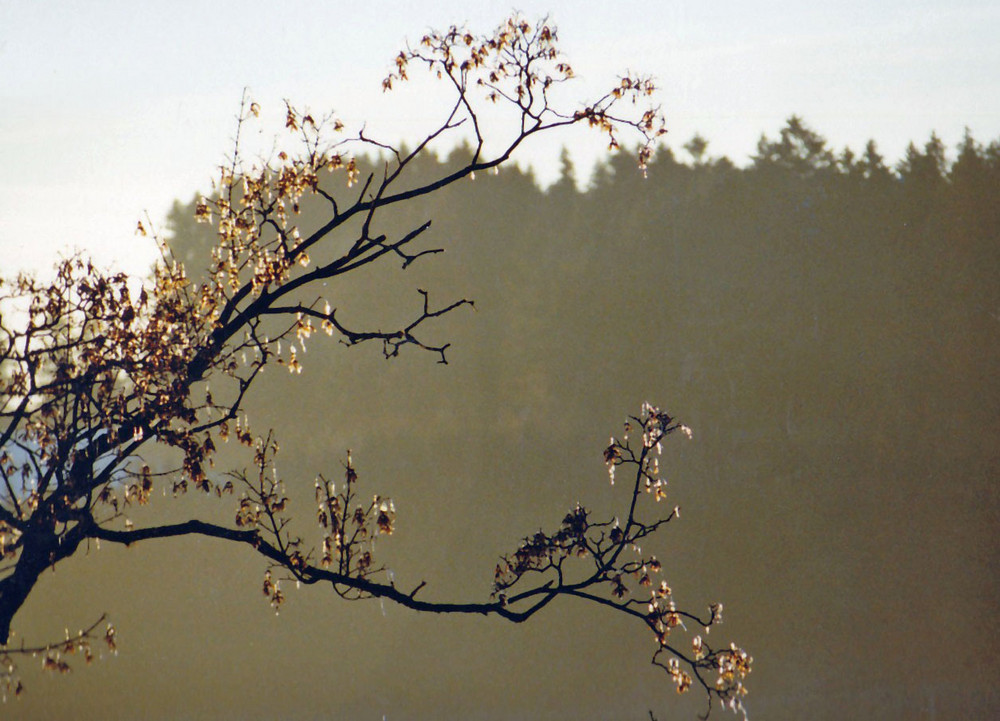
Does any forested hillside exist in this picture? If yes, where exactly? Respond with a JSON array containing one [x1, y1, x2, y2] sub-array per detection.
[[168, 116, 999, 452], [160, 116, 1000, 719]]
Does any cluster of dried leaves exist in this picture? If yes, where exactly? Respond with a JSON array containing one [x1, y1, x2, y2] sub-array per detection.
[[0, 14, 747, 717], [494, 403, 751, 714], [0, 615, 115, 700]]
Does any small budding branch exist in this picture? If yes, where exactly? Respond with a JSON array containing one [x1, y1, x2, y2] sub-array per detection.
[[0, 14, 748, 716]]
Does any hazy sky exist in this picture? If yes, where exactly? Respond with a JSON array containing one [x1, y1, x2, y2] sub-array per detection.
[[1, 0, 998, 275]]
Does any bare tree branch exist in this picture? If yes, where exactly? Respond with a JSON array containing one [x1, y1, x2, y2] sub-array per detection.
[[0, 14, 748, 717]]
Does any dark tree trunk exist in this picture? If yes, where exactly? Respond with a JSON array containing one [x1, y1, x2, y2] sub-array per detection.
[[0, 525, 85, 644]]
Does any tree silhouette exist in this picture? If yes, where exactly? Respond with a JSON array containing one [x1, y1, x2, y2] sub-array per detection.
[[0, 15, 750, 718]]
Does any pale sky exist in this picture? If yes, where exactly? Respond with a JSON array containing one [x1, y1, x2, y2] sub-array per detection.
[[2, 0, 998, 276]]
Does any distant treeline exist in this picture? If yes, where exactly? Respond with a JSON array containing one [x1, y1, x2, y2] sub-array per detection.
[[166, 116, 1000, 458], [163, 117, 999, 719]]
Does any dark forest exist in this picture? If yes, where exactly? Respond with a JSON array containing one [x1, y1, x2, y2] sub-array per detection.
[[156, 116, 999, 718], [8, 115, 996, 720]]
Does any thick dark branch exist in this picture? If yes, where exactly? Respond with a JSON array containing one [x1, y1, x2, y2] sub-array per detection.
[[87, 519, 546, 622], [0, 521, 89, 644]]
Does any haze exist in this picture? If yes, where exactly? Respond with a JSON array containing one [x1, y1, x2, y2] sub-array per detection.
[[1, 2, 998, 720]]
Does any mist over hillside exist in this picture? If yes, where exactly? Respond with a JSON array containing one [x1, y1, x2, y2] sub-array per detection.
[[14, 117, 997, 720]]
